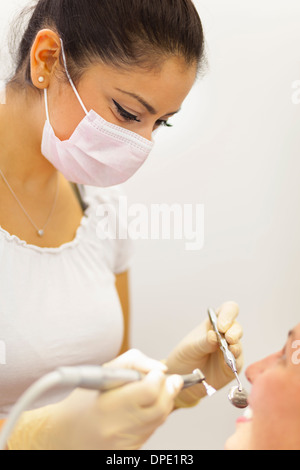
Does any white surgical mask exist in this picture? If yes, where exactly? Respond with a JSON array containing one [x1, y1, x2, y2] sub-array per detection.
[[41, 39, 154, 187]]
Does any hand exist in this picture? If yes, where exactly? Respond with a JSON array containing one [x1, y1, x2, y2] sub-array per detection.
[[8, 350, 184, 450], [164, 302, 244, 407], [57, 349, 184, 450]]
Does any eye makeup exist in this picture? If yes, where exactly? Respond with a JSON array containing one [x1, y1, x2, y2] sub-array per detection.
[[155, 120, 173, 128], [112, 99, 141, 123], [112, 99, 173, 128]]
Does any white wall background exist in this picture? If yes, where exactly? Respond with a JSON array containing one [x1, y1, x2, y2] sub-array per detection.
[[1, 0, 300, 450]]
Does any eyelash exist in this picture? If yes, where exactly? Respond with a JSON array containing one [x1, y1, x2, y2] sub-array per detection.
[[113, 100, 141, 122], [156, 120, 173, 128], [112, 100, 173, 128]]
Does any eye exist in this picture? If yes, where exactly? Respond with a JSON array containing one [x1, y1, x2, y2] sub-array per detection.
[[155, 120, 173, 128], [112, 100, 141, 123]]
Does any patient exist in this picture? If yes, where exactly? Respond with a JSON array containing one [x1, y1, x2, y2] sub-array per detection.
[[225, 323, 300, 450]]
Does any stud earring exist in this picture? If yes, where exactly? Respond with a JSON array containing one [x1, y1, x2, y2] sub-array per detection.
[[38, 76, 45, 83]]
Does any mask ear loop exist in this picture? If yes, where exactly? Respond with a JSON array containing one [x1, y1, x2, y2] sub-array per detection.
[[59, 38, 89, 116], [44, 88, 50, 123]]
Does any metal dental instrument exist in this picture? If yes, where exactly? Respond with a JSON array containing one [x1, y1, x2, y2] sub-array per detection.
[[208, 308, 248, 409], [96, 367, 216, 393], [0, 366, 216, 450], [227, 386, 249, 409], [180, 369, 216, 397]]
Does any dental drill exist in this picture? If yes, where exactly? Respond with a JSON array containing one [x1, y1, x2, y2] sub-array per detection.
[[0, 366, 216, 450]]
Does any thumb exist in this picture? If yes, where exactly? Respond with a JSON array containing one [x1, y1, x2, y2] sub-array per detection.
[[127, 370, 166, 408], [119, 369, 181, 408], [196, 320, 220, 354], [204, 329, 220, 353]]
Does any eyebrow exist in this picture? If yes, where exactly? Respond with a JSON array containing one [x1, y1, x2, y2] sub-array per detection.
[[115, 88, 180, 117], [288, 329, 296, 339]]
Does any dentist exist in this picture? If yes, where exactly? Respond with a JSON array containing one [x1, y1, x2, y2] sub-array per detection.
[[0, 0, 243, 450]]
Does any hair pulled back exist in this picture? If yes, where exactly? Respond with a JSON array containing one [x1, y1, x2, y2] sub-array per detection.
[[9, 0, 205, 89]]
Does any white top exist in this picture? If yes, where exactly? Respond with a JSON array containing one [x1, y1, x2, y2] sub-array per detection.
[[0, 185, 134, 418]]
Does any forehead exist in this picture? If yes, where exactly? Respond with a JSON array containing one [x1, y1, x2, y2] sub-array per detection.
[[82, 58, 197, 112]]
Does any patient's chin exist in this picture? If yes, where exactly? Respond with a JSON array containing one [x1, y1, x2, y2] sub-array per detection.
[[224, 422, 253, 450]]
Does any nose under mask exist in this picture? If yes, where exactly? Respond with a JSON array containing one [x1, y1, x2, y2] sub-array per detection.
[[41, 38, 154, 187]]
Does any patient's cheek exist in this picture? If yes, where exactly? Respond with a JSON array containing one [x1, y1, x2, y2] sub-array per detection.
[[249, 372, 299, 448], [250, 370, 283, 415]]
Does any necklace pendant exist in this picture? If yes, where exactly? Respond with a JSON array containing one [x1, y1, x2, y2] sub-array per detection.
[[37, 229, 44, 237]]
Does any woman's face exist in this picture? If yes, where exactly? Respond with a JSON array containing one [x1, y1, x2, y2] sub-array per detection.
[[225, 323, 300, 450], [46, 54, 197, 142]]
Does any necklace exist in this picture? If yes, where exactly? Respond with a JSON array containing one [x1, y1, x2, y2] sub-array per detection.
[[0, 168, 60, 237]]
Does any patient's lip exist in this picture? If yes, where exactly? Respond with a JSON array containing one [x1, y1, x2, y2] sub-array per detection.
[[236, 407, 253, 424], [236, 416, 251, 424]]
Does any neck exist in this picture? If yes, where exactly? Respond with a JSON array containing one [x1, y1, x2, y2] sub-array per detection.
[[0, 85, 57, 192]]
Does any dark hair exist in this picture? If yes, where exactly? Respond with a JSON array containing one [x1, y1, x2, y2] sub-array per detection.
[[9, 0, 206, 89]]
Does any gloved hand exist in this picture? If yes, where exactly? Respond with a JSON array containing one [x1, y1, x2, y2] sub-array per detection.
[[164, 302, 244, 408], [7, 349, 184, 450]]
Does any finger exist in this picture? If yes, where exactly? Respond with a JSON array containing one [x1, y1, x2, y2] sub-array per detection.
[[123, 369, 166, 408], [206, 330, 220, 351], [216, 301, 239, 333], [142, 374, 184, 424], [225, 322, 243, 345], [229, 341, 243, 359], [165, 375, 184, 397], [103, 349, 168, 374]]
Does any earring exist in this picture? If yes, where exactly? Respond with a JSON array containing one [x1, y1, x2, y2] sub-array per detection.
[[38, 76, 45, 83]]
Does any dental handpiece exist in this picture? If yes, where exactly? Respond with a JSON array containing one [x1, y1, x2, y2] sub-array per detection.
[[0, 366, 216, 450], [55, 366, 214, 393]]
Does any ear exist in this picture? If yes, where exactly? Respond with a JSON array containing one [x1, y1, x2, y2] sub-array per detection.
[[30, 29, 62, 89]]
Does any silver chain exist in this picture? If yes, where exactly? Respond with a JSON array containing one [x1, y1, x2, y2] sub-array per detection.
[[0, 168, 60, 237]]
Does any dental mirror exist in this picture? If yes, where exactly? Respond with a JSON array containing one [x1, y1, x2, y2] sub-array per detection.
[[208, 308, 249, 409], [228, 386, 249, 409]]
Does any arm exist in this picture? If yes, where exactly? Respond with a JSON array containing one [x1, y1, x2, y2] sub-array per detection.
[[114, 271, 182, 412], [115, 270, 131, 355]]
